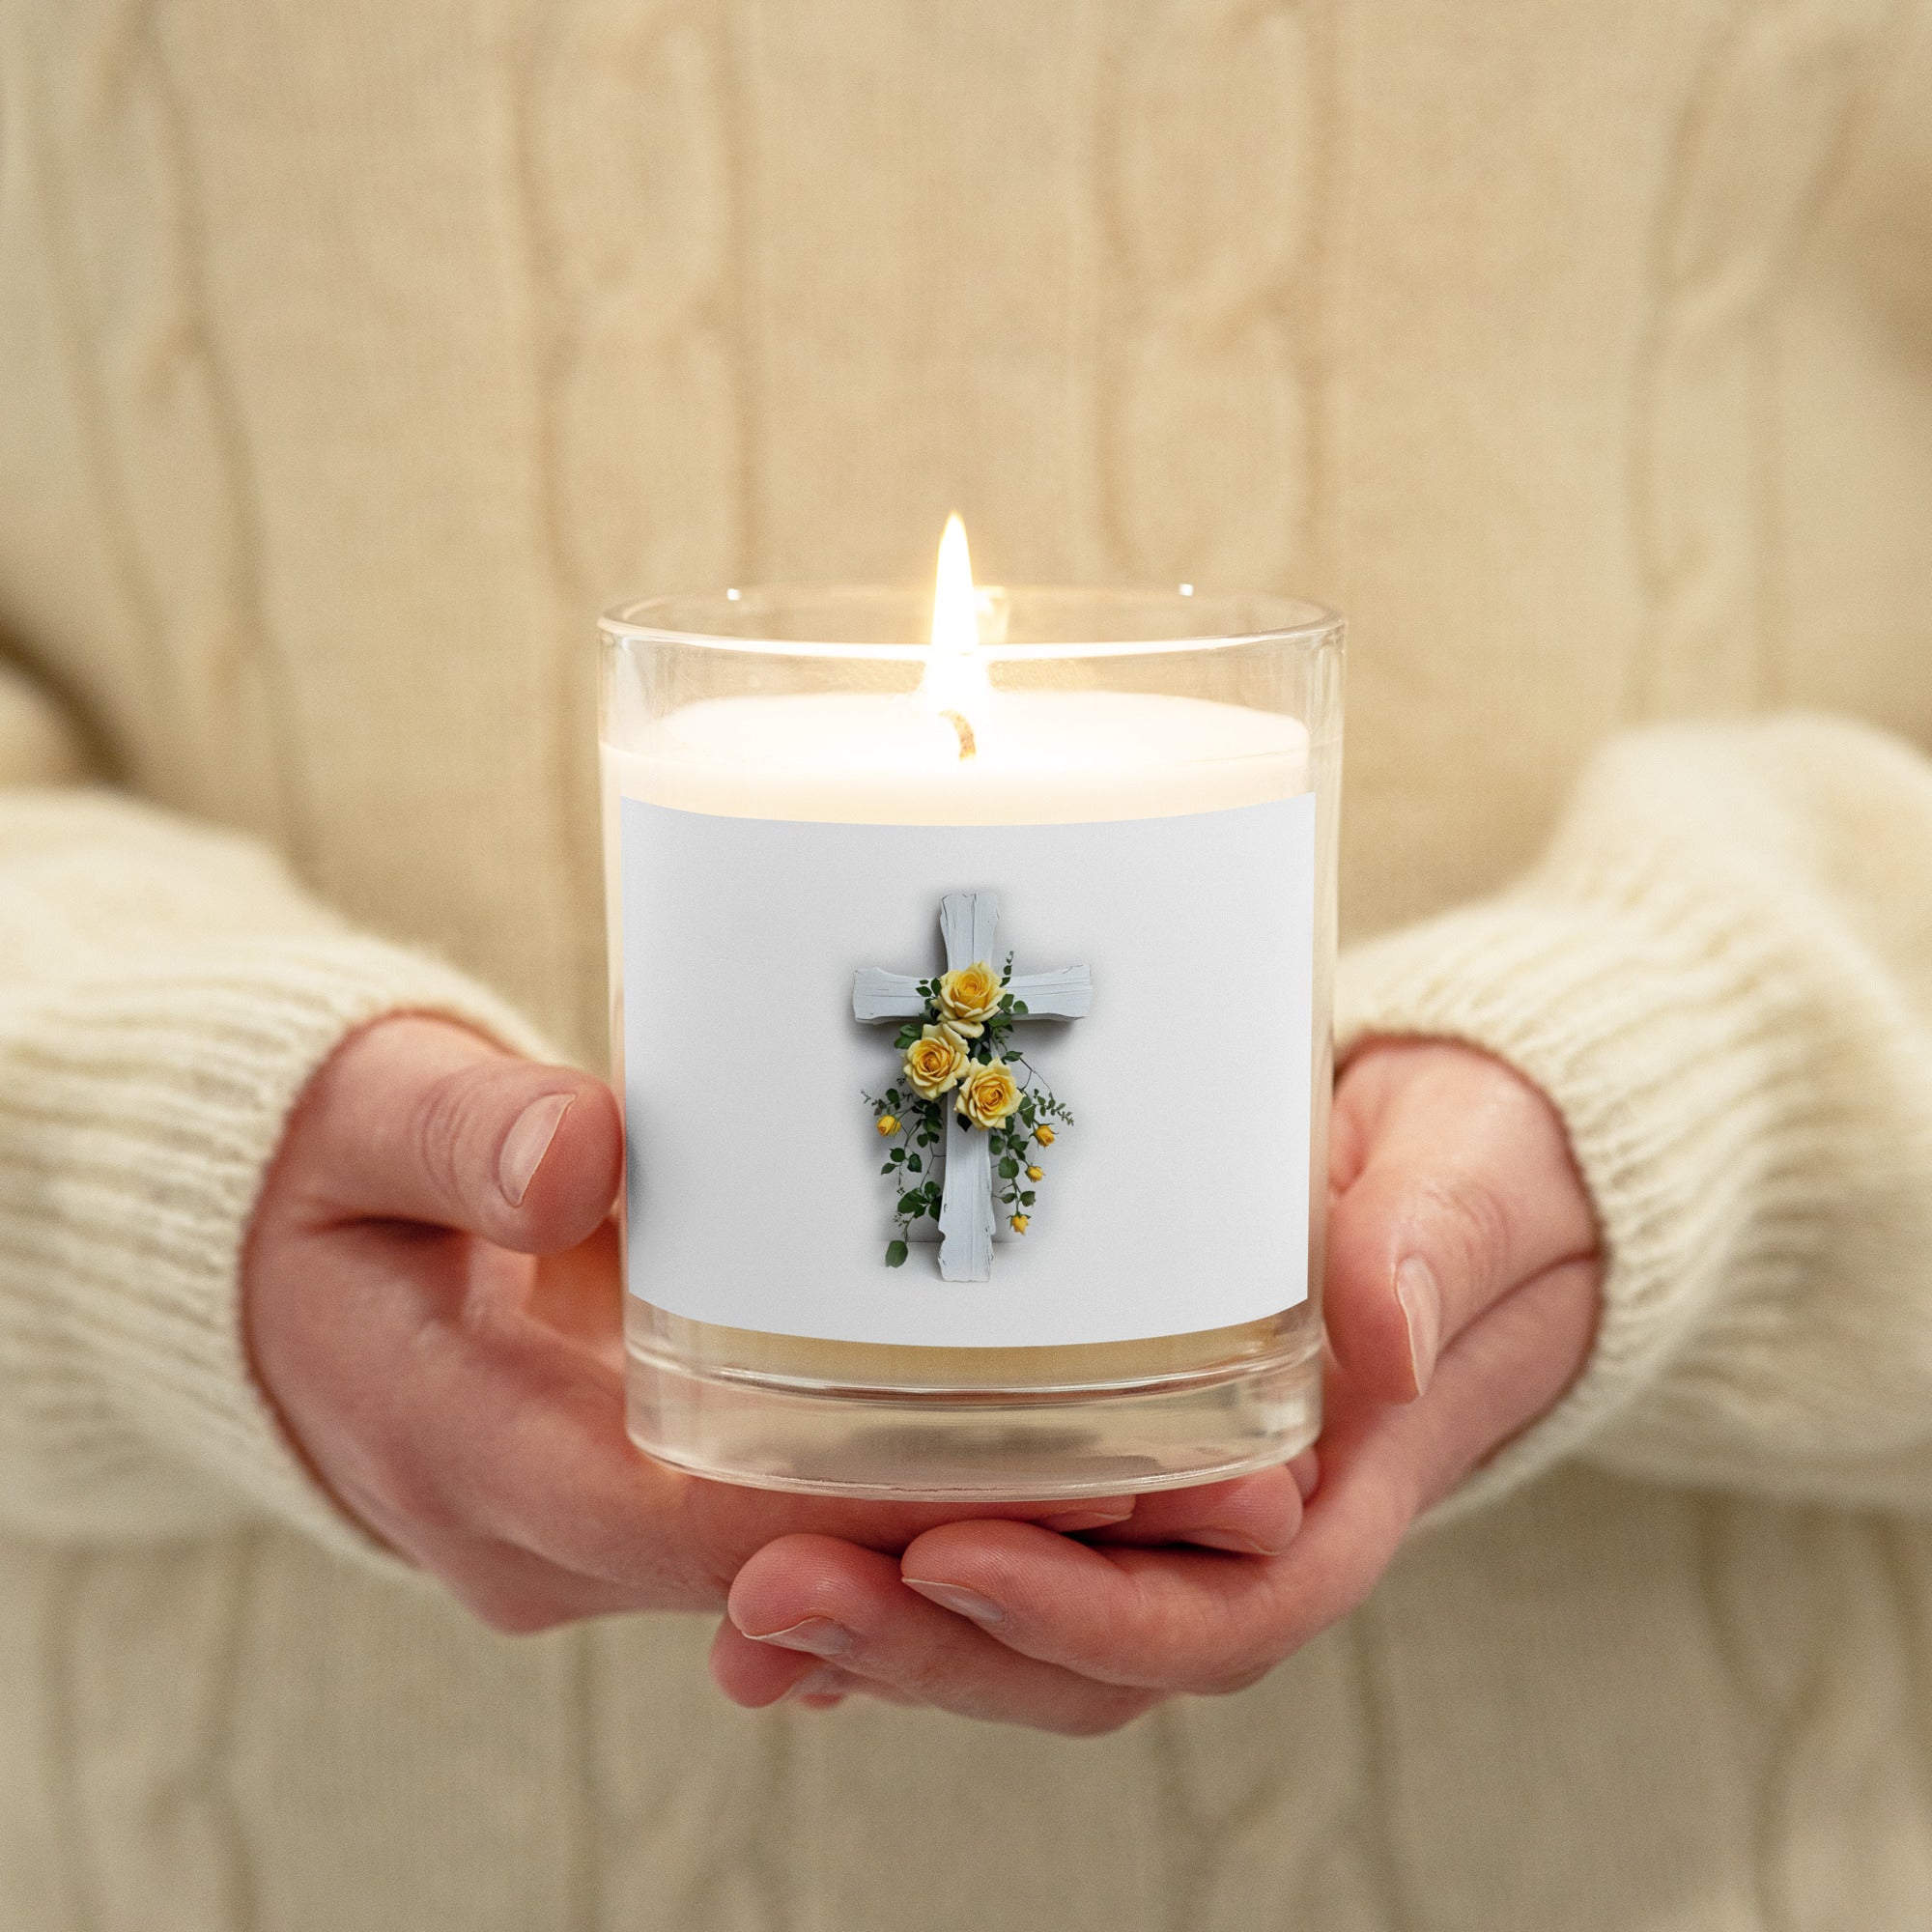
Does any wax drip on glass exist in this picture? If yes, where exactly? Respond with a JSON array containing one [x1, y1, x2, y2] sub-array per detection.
[[921, 514, 992, 760]]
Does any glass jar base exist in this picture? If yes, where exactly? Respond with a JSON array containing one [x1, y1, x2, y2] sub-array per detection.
[[625, 1340, 1321, 1501]]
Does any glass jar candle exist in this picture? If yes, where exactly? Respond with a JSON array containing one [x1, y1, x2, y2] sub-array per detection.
[[600, 552, 1342, 1501]]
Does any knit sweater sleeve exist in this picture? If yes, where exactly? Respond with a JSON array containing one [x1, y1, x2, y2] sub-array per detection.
[[0, 708, 552, 1560], [1338, 712, 1932, 1518]]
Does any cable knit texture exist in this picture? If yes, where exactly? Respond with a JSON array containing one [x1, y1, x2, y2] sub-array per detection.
[[3, 1, 1932, 1927], [1342, 718, 1932, 1520], [0, 792, 553, 1571]]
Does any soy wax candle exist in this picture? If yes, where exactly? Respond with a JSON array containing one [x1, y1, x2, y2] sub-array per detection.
[[600, 522, 1343, 1499]]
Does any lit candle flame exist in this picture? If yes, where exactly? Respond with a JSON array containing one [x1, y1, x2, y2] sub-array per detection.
[[923, 513, 989, 758], [931, 513, 978, 655]]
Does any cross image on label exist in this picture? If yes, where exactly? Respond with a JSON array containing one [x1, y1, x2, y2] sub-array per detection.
[[854, 891, 1092, 1282], [617, 795, 1317, 1350]]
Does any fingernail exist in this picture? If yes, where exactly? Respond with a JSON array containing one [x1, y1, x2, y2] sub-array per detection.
[[1395, 1255, 1443, 1397], [742, 1616, 852, 1658], [1182, 1527, 1276, 1556], [1038, 1507, 1132, 1534], [903, 1578, 1006, 1625], [781, 1666, 846, 1703], [1289, 1449, 1321, 1502], [498, 1094, 574, 1207]]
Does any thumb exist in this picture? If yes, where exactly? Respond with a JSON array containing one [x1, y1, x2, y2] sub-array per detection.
[[1323, 1041, 1597, 1403], [285, 1014, 623, 1253]]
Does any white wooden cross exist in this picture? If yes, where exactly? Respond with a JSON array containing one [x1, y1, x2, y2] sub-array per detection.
[[855, 892, 1092, 1282]]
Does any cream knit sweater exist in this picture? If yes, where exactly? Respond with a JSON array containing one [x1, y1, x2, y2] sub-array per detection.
[[5, 2, 1932, 1926]]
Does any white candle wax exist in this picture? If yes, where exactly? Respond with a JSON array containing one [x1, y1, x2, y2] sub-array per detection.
[[602, 688, 1309, 822]]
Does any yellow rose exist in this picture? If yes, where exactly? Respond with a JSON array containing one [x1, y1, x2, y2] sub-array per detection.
[[937, 959, 1003, 1035], [1009, 1213, 1029, 1234], [902, 1024, 970, 1098], [876, 1115, 899, 1137], [1033, 1123, 1056, 1146], [1026, 1165, 1043, 1181], [955, 1059, 1021, 1129]]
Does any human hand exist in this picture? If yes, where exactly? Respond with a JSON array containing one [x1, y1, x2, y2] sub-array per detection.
[[710, 1039, 1602, 1731], [243, 1016, 1305, 1638]]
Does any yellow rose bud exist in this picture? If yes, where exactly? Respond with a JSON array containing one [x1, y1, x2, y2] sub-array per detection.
[[903, 1023, 970, 1098], [1026, 1165, 1043, 1181], [1034, 1123, 1056, 1146], [1009, 1213, 1029, 1234], [936, 959, 1002, 1033], [876, 1115, 899, 1137], [955, 1059, 1021, 1130]]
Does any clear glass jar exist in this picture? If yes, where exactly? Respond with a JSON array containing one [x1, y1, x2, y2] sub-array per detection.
[[601, 584, 1343, 1500]]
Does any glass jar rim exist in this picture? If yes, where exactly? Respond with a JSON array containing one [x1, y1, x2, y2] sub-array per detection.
[[600, 582, 1342, 663]]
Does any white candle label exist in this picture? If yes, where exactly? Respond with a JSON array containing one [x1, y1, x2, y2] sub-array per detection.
[[618, 795, 1316, 1349]]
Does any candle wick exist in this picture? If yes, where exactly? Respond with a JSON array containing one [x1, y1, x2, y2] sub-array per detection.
[[940, 708, 977, 760]]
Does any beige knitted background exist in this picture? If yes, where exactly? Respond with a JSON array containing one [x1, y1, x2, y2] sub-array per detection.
[[6, 0, 1931, 1070], [5, 9, 1932, 1928]]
